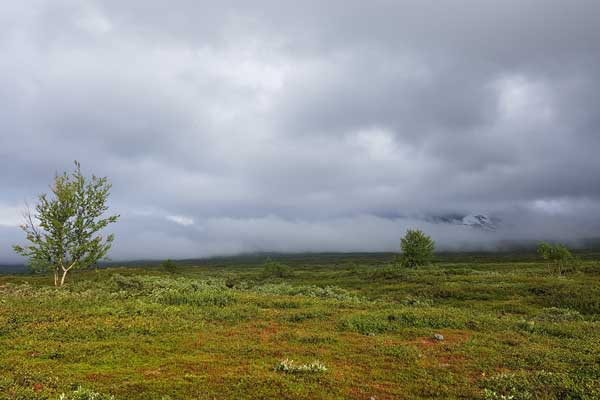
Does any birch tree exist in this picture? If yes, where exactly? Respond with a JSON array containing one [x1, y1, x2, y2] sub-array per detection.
[[13, 161, 119, 286]]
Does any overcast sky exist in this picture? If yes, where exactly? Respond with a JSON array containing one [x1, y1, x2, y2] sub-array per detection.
[[1, 1, 600, 263]]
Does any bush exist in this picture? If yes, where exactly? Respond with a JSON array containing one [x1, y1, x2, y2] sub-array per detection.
[[109, 274, 146, 291], [481, 371, 600, 400], [274, 359, 327, 374], [153, 287, 235, 307], [537, 242, 578, 275], [160, 259, 178, 274], [284, 311, 330, 323], [108, 274, 236, 307], [535, 307, 583, 323], [58, 386, 116, 400], [252, 283, 364, 303], [401, 295, 434, 307], [261, 259, 294, 278], [339, 309, 469, 335], [529, 283, 600, 315], [399, 229, 435, 268]]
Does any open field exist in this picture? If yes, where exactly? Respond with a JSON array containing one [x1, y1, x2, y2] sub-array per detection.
[[1, 253, 599, 399]]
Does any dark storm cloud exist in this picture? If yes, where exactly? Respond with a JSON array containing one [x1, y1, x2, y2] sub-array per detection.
[[1, 0, 600, 262]]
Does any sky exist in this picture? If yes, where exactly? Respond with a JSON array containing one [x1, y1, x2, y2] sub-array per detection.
[[1, 0, 600, 263]]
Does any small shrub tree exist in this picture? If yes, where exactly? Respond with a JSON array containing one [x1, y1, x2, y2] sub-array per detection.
[[13, 161, 119, 286], [161, 259, 178, 274], [537, 242, 576, 275], [399, 229, 435, 268], [261, 258, 293, 278]]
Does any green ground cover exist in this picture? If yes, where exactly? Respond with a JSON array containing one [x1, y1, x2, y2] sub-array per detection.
[[1, 253, 599, 399]]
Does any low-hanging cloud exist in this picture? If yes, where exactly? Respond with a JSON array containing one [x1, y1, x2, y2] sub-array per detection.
[[1, 0, 600, 263]]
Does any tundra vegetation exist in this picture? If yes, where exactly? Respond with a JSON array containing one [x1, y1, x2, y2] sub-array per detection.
[[1, 252, 599, 399]]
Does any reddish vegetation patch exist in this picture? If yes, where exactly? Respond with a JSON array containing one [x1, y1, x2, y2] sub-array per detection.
[[258, 322, 279, 342], [437, 353, 466, 368], [86, 372, 114, 381], [33, 383, 44, 392], [369, 382, 405, 399], [347, 385, 372, 399], [412, 331, 472, 371], [417, 337, 438, 348], [348, 384, 398, 400]]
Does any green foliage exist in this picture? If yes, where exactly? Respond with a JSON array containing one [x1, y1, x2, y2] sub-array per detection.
[[0, 367, 59, 399], [400, 295, 434, 307], [58, 386, 116, 400], [160, 259, 177, 274], [529, 282, 600, 315], [537, 242, 577, 275], [252, 282, 364, 303], [534, 307, 583, 323], [284, 311, 330, 323], [153, 287, 236, 307], [373, 343, 421, 361], [338, 309, 468, 335], [13, 161, 119, 286], [274, 359, 328, 374], [482, 371, 600, 400], [399, 229, 435, 268], [107, 274, 236, 307], [260, 259, 294, 278]]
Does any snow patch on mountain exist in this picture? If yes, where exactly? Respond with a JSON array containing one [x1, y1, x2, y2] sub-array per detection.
[[461, 214, 498, 231]]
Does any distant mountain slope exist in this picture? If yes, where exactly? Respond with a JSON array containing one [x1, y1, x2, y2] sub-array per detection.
[[427, 212, 499, 231], [461, 214, 498, 231]]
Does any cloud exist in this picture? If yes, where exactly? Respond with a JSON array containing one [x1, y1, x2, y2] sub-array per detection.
[[1, 0, 600, 263], [166, 215, 195, 227], [0, 205, 22, 227]]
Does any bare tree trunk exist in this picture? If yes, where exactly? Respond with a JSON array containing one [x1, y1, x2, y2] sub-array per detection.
[[54, 269, 59, 286], [60, 270, 68, 286], [59, 262, 76, 286]]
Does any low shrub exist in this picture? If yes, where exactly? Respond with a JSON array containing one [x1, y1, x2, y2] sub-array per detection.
[[152, 288, 236, 307], [274, 359, 327, 374], [108, 274, 236, 307], [529, 284, 600, 315], [109, 274, 146, 292], [338, 314, 390, 335], [58, 386, 116, 400], [481, 371, 600, 400], [0, 368, 59, 400], [252, 283, 364, 303], [339, 309, 469, 335], [374, 344, 421, 361], [160, 259, 177, 274], [261, 260, 294, 279], [534, 307, 583, 323], [401, 295, 434, 307], [284, 311, 330, 323], [296, 335, 337, 345]]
